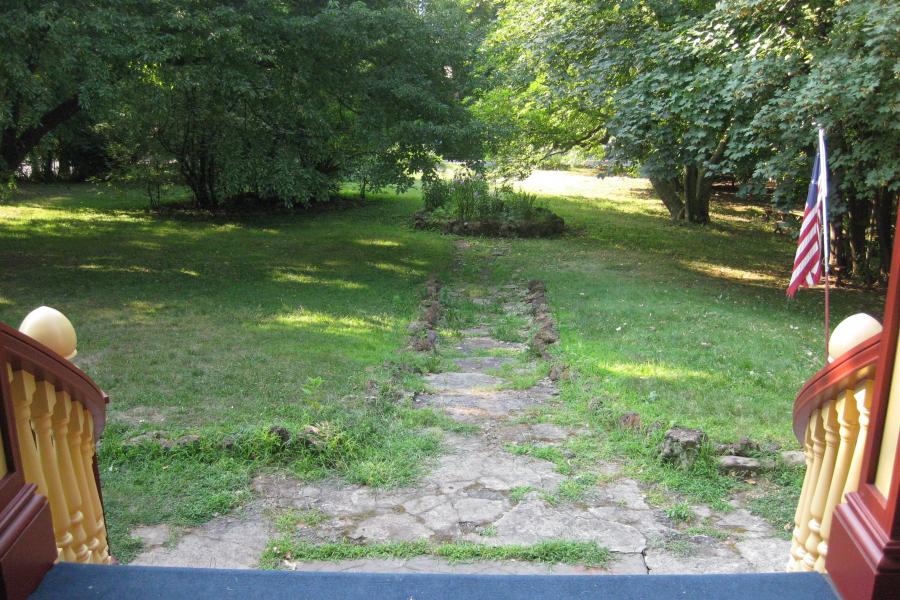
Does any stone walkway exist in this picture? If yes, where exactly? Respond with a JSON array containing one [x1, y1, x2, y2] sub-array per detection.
[[131, 249, 790, 574]]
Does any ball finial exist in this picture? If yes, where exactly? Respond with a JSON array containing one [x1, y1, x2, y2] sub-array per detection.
[[828, 313, 881, 361], [19, 306, 78, 360]]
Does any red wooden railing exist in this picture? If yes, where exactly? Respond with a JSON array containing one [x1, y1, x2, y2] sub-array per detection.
[[0, 321, 110, 599], [789, 334, 881, 572]]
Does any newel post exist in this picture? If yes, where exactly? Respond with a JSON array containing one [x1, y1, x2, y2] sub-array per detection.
[[0, 343, 58, 600], [827, 210, 900, 599]]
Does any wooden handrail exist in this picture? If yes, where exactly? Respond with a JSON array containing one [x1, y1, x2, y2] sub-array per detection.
[[0, 319, 111, 567], [792, 334, 881, 444], [788, 333, 882, 573], [0, 322, 108, 437]]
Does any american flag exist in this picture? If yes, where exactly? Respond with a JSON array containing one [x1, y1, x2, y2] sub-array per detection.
[[787, 132, 829, 298]]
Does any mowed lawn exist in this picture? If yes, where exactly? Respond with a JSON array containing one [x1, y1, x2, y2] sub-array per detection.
[[0, 184, 450, 427], [0, 183, 456, 558], [0, 175, 884, 554], [513, 172, 882, 446]]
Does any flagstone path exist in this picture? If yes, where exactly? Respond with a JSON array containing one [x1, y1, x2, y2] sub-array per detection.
[[130, 245, 790, 574]]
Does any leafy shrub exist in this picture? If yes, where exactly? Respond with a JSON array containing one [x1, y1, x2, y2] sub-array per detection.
[[422, 178, 452, 211], [416, 173, 563, 237]]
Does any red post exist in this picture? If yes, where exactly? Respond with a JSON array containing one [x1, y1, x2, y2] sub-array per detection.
[[826, 208, 900, 599]]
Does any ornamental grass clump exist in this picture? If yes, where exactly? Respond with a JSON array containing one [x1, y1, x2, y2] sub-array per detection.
[[417, 173, 563, 237]]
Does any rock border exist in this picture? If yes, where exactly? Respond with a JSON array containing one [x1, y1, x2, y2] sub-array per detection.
[[408, 275, 442, 352]]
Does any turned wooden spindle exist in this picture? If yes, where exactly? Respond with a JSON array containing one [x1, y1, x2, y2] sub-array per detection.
[[67, 403, 100, 559], [790, 412, 820, 570], [804, 400, 839, 570], [842, 378, 873, 501], [81, 410, 110, 562], [8, 367, 47, 495], [814, 388, 861, 571], [50, 390, 91, 563], [30, 379, 77, 562]]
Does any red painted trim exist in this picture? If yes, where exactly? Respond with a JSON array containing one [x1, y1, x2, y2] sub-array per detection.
[[827, 201, 900, 599], [0, 484, 57, 600], [792, 334, 881, 444]]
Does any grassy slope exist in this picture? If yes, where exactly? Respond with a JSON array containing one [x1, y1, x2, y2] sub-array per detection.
[[496, 173, 883, 517], [0, 183, 454, 559], [511, 173, 881, 445]]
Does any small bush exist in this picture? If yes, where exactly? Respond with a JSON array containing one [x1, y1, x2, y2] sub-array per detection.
[[416, 173, 564, 237], [422, 177, 452, 212]]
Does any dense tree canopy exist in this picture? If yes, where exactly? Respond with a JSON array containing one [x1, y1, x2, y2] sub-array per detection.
[[476, 0, 899, 279], [2, 0, 479, 205]]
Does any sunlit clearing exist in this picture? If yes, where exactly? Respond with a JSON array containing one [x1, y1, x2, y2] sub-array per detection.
[[515, 171, 654, 202]]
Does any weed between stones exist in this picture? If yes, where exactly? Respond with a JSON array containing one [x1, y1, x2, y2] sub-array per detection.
[[261, 539, 610, 569]]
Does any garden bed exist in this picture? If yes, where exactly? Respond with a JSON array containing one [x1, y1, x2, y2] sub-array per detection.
[[413, 174, 564, 238]]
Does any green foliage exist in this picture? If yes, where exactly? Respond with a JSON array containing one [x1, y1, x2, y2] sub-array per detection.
[[261, 539, 610, 568], [665, 502, 695, 524], [421, 172, 561, 233], [476, 0, 899, 241], [2, 1, 480, 207], [0, 1, 141, 173]]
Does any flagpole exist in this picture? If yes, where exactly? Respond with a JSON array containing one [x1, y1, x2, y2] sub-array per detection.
[[819, 126, 831, 364]]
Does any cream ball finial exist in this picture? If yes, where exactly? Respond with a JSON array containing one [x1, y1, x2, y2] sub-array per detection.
[[19, 306, 78, 360], [828, 313, 881, 361]]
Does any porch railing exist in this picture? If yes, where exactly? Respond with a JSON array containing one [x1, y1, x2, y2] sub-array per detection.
[[788, 332, 881, 572], [1, 320, 111, 564]]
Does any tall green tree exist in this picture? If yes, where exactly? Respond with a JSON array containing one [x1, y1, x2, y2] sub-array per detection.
[[109, 0, 478, 207], [0, 1, 146, 177]]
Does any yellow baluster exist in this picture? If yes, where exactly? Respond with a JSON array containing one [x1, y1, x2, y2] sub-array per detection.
[[842, 378, 873, 500], [30, 379, 76, 561], [814, 388, 860, 571], [789, 411, 818, 570], [8, 367, 47, 496], [50, 390, 91, 563], [803, 399, 839, 571], [67, 403, 101, 562], [81, 410, 110, 562]]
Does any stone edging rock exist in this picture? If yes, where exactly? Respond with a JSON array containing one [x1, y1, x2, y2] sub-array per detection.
[[408, 275, 442, 351]]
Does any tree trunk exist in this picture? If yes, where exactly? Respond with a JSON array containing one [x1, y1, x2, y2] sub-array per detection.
[[0, 96, 80, 174], [831, 217, 849, 284], [873, 186, 895, 279], [846, 193, 871, 283], [649, 165, 711, 224]]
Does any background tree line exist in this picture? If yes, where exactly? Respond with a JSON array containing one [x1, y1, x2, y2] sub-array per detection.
[[1, 0, 480, 207], [2, 0, 897, 283], [473, 0, 899, 283]]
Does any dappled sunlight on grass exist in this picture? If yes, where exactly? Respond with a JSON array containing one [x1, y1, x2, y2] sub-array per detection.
[[678, 260, 782, 286], [493, 170, 884, 446], [355, 238, 402, 247], [0, 183, 453, 432], [599, 361, 715, 383], [268, 309, 393, 335], [370, 261, 426, 276], [272, 268, 367, 290]]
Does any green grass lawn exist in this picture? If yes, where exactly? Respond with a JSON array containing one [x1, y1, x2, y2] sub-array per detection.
[[0, 183, 457, 559], [499, 172, 883, 516], [1, 175, 883, 558]]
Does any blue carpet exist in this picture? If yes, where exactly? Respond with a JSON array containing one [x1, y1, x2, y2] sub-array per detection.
[[31, 563, 838, 600]]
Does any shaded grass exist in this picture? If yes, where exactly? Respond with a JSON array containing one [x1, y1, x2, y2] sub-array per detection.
[[1, 183, 455, 559], [497, 173, 882, 517], [261, 539, 610, 569]]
